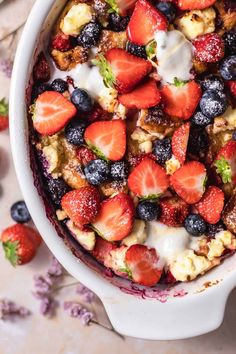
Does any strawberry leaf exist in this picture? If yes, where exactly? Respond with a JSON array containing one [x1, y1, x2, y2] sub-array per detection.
[[119, 267, 132, 279], [174, 77, 188, 87], [2, 241, 19, 266], [215, 156, 232, 183], [145, 40, 156, 60], [104, 0, 119, 13], [86, 141, 110, 162], [92, 55, 116, 88], [0, 98, 8, 116]]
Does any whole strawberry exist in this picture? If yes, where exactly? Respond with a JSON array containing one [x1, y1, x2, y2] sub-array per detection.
[[0, 98, 9, 132], [1, 224, 42, 266]]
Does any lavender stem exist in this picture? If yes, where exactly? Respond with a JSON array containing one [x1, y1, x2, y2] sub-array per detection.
[[91, 320, 125, 340]]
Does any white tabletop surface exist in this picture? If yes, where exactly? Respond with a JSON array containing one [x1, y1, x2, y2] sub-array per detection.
[[1, 1, 236, 353]]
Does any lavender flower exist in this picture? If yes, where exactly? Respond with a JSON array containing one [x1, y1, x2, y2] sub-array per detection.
[[32, 256, 64, 317], [64, 301, 94, 325], [47, 257, 63, 277], [33, 275, 52, 294], [76, 284, 95, 304], [0, 299, 30, 320], [0, 58, 13, 78], [39, 296, 58, 317]]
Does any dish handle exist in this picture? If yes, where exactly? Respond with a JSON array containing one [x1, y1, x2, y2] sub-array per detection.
[[100, 287, 230, 340]]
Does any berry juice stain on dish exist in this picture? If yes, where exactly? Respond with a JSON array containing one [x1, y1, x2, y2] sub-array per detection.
[[28, 0, 236, 287]]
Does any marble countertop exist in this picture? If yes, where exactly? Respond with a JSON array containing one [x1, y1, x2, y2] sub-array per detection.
[[0, 1, 236, 353]]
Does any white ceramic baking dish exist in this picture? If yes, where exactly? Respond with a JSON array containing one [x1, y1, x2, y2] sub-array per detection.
[[9, 0, 236, 340]]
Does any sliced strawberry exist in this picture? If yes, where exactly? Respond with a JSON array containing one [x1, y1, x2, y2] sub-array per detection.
[[118, 79, 161, 109], [160, 80, 202, 120], [170, 161, 207, 204], [227, 81, 236, 98], [32, 91, 76, 135], [0, 98, 9, 132], [172, 122, 190, 165], [128, 157, 169, 198], [113, 0, 137, 16], [177, 0, 216, 10], [193, 33, 225, 63], [104, 48, 152, 94], [92, 236, 117, 264], [195, 186, 224, 224], [84, 119, 126, 161], [127, 0, 168, 45], [61, 187, 100, 226], [214, 141, 236, 185], [159, 196, 190, 227], [76, 146, 97, 166], [91, 193, 135, 242], [125, 244, 162, 286]]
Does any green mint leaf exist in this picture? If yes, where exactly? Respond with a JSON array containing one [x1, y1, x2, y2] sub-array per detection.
[[2, 241, 19, 266], [92, 54, 115, 88], [104, 0, 119, 14], [0, 98, 8, 116], [173, 77, 188, 87], [145, 40, 157, 60], [215, 156, 232, 184]]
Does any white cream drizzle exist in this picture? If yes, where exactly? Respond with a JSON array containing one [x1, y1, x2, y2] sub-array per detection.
[[154, 30, 193, 84]]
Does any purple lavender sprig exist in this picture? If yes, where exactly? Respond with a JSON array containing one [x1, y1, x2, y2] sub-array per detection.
[[76, 284, 96, 304], [32, 257, 63, 317], [63, 301, 124, 339], [64, 301, 94, 325], [0, 58, 13, 78], [0, 299, 30, 320]]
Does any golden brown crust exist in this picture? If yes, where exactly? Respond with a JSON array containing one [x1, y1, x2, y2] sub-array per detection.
[[99, 181, 128, 197], [51, 46, 88, 71], [192, 58, 208, 74], [214, 0, 236, 33], [137, 109, 181, 137], [97, 30, 127, 53], [222, 193, 236, 234]]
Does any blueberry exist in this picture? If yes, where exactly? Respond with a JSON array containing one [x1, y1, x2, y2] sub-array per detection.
[[206, 221, 225, 238], [220, 55, 236, 81], [200, 90, 227, 118], [232, 130, 236, 141], [31, 82, 52, 101], [64, 119, 87, 146], [47, 177, 70, 205], [84, 159, 110, 185], [137, 200, 161, 221], [71, 88, 93, 112], [187, 127, 208, 156], [111, 161, 129, 180], [51, 78, 68, 93], [191, 111, 212, 127], [77, 22, 101, 48], [184, 214, 207, 236], [155, 1, 176, 23], [108, 13, 129, 32], [200, 75, 224, 92], [127, 42, 147, 59], [223, 31, 236, 55], [152, 138, 172, 165], [10, 201, 31, 223]]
